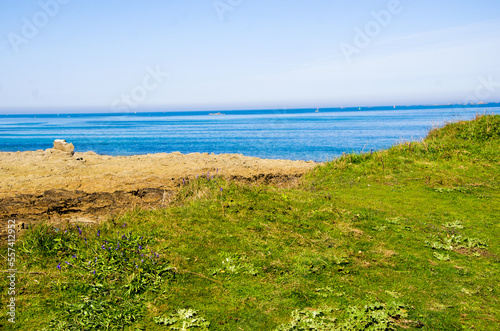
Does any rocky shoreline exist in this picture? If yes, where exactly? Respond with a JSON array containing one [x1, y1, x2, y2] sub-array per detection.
[[0, 144, 318, 237]]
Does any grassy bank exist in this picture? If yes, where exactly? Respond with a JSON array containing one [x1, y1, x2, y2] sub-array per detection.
[[1, 114, 499, 330]]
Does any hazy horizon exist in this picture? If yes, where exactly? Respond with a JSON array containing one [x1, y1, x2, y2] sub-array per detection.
[[1, 103, 500, 116]]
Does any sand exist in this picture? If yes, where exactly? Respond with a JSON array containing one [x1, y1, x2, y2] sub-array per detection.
[[0, 148, 318, 233], [0, 149, 317, 198]]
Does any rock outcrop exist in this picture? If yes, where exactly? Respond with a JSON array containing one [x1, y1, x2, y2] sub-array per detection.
[[0, 188, 174, 237], [53, 139, 75, 155], [0, 149, 318, 239]]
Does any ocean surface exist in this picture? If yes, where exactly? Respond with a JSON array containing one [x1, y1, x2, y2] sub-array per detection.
[[0, 106, 498, 162]]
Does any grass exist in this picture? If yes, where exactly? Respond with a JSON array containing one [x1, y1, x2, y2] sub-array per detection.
[[1, 114, 499, 330]]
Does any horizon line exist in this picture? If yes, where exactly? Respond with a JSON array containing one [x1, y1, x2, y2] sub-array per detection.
[[1, 102, 499, 115]]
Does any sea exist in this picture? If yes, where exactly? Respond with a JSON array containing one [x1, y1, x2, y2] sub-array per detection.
[[0, 106, 498, 162]]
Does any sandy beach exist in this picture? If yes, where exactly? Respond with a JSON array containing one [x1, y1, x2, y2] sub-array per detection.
[[0, 147, 317, 231]]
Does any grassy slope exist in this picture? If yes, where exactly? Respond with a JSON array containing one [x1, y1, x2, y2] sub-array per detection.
[[1, 114, 499, 330]]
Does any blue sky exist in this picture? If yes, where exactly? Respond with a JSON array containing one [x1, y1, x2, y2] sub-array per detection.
[[0, 0, 499, 113]]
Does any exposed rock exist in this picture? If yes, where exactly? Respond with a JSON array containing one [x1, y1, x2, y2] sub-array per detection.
[[44, 148, 73, 158], [0, 188, 174, 238], [0, 150, 318, 239], [0, 150, 316, 199], [53, 139, 75, 155]]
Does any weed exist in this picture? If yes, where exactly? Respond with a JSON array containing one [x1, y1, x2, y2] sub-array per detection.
[[433, 252, 451, 261], [276, 302, 411, 331], [443, 220, 464, 229], [154, 309, 210, 330], [434, 187, 471, 193], [210, 252, 258, 277], [23, 222, 174, 330], [426, 234, 487, 252]]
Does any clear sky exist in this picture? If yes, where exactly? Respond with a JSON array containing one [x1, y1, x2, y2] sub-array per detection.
[[0, 0, 499, 113]]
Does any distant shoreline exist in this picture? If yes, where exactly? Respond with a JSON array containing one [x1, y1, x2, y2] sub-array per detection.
[[1, 102, 499, 116]]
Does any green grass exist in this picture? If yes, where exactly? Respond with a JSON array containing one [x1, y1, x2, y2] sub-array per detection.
[[1, 114, 499, 330]]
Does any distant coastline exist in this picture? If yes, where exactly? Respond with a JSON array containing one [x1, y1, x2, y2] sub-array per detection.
[[1, 102, 499, 116]]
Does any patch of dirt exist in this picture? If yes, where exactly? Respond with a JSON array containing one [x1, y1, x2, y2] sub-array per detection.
[[0, 188, 174, 236], [0, 149, 318, 238], [378, 249, 397, 258], [0, 149, 317, 198], [345, 225, 365, 237], [454, 247, 495, 258]]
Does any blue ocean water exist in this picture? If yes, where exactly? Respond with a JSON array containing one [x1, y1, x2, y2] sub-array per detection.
[[0, 107, 498, 162]]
